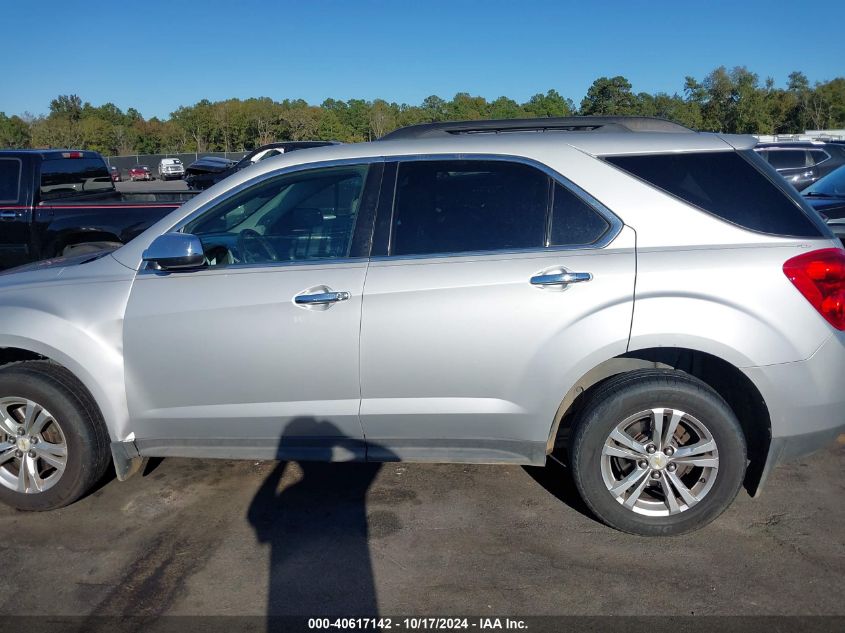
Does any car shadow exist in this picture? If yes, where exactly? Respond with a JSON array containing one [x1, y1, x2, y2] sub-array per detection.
[[523, 453, 595, 521], [247, 418, 392, 622]]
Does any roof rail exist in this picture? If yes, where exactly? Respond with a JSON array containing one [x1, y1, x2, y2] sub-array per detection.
[[379, 116, 693, 140]]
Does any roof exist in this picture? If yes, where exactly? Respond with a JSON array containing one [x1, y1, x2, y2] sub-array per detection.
[[258, 130, 756, 164], [380, 116, 693, 140], [0, 149, 104, 159]]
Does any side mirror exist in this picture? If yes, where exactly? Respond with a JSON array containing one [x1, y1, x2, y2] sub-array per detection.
[[142, 233, 205, 271]]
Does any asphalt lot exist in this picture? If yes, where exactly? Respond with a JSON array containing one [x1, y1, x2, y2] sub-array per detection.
[[0, 438, 842, 618]]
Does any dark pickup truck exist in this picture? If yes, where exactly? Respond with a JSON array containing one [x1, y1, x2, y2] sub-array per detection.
[[0, 149, 197, 270]]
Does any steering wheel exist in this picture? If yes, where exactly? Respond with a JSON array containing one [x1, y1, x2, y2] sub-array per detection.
[[237, 228, 278, 263]]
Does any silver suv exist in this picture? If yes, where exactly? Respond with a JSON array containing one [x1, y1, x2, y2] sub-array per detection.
[[1, 117, 843, 536]]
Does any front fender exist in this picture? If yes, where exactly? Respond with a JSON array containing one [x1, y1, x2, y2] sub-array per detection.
[[0, 257, 135, 440]]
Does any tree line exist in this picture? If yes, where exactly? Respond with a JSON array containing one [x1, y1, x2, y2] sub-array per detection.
[[2, 66, 844, 156]]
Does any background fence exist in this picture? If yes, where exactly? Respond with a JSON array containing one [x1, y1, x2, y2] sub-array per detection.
[[105, 152, 248, 174]]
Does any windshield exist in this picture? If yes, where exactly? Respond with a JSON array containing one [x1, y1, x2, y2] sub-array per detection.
[[805, 166, 845, 197], [40, 158, 114, 199]]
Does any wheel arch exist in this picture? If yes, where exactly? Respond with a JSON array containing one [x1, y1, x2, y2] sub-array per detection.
[[548, 346, 772, 496], [0, 333, 127, 444]]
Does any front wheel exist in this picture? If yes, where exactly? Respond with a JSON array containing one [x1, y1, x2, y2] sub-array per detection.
[[569, 369, 746, 536], [0, 361, 110, 511]]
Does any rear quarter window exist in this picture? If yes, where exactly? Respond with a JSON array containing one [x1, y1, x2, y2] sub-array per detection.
[[0, 158, 22, 203], [605, 151, 823, 238], [809, 150, 830, 166]]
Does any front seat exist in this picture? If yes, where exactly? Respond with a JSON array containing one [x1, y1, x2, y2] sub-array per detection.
[[269, 207, 324, 259]]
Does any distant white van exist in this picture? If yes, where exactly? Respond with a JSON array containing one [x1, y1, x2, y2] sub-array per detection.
[[158, 158, 185, 181]]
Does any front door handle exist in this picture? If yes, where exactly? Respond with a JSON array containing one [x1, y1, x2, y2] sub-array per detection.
[[294, 291, 350, 305], [0, 211, 19, 220], [530, 272, 593, 286]]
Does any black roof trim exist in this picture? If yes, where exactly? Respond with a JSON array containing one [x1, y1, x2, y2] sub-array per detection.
[[379, 116, 693, 140]]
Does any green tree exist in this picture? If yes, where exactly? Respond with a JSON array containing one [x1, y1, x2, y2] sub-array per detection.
[[49, 94, 83, 121], [580, 76, 637, 115], [171, 100, 215, 152], [0, 113, 31, 148], [523, 89, 573, 118], [422, 95, 448, 121], [488, 96, 524, 119]]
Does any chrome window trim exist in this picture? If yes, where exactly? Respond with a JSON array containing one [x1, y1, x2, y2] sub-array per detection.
[[138, 256, 370, 277], [168, 158, 386, 233], [381, 154, 623, 259], [367, 240, 625, 264], [156, 153, 622, 273]]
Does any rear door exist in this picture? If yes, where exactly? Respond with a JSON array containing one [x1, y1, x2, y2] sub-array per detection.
[[0, 157, 31, 269], [359, 158, 636, 464]]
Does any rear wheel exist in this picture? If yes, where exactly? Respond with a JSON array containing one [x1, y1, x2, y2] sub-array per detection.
[[568, 369, 746, 536], [0, 362, 110, 511]]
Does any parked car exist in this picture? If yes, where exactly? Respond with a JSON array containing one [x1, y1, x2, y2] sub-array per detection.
[[183, 156, 237, 190], [158, 158, 185, 181], [0, 117, 842, 536], [0, 150, 197, 269], [184, 142, 340, 190], [803, 164, 845, 246], [109, 166, 121, 182], [803, 164, 845, 218], [128, 165, 153, 181], [755, 141, 845, 190]]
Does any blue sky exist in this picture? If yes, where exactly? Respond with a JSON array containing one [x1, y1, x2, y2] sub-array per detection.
[[3, 0, 844, 119]]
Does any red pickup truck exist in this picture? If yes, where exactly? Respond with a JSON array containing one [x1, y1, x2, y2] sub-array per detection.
[[0, 150, 197, 270]]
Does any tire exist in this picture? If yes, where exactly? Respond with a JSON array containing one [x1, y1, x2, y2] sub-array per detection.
[[0, 361, 110, 511], [568, 369, 746, 536]]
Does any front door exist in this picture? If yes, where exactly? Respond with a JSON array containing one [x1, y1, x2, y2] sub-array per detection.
[[123, 162, 381, 461]]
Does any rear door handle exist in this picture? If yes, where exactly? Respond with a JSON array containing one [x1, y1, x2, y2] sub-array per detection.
[[294, 291, 350, 305], [0, 211, 19, 220], [530, 272, 593, 286]]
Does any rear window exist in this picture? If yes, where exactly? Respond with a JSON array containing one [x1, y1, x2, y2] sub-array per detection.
[[390, 160, 548, 256], [40, 158, 113, 199], [0, 158, 22, 203], [605, 151, 823, 237]]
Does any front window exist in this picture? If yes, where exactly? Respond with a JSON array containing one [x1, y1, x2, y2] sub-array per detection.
[[39, 158, 113, 199], [184, 165, 368, 266]]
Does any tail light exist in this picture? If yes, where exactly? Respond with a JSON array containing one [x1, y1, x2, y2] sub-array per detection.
[[783, 248, 845, 330]]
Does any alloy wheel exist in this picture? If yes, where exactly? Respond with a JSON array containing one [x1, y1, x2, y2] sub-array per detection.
[[0, 397, 68, 494], [600, 408, 719, 516]]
